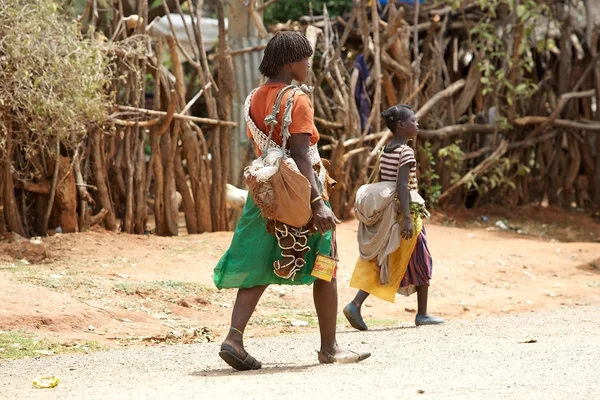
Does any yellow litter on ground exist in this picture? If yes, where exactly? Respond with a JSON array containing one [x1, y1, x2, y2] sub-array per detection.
[[32, 376, 59, 389]]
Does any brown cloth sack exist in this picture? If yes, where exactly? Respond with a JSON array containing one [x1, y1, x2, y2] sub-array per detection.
[[245, 159, 312, 228], [271, 160, 312, 227]]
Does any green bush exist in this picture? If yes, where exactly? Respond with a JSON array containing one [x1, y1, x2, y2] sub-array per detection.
[[264, 0, 354, 25], [0, 0, 113, 159]]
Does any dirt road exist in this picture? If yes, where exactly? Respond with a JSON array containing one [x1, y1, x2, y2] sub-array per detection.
[[1, 305, 599, 400], [1, 207, 599, 347]]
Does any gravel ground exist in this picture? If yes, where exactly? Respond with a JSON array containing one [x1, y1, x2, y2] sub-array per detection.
[[1, 305, 599, 400]]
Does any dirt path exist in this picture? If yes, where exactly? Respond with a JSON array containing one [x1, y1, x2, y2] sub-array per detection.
[[0, 208, 599, 349], [1, 305, 599, 399]]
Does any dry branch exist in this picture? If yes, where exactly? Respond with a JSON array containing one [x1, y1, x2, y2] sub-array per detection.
[[116, 105, 237, 127], [415, 79, 465, 119], [315, 117, 344, 129], [438, 140, 509, 205], [419, 124, 498, 140], [514, 116, 600, 132]]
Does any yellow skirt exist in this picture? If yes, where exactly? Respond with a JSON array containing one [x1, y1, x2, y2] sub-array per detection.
[[349, 215, 422, 303]]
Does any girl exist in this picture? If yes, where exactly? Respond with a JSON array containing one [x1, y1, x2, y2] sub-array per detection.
[[344, 104, 444, 330], [213, 31, 370, 371]]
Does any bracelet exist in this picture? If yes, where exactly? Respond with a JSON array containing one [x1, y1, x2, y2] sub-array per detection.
[[311, 195, 323, 204]]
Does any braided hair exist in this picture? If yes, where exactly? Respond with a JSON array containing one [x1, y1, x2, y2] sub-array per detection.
[[381, 104, 413, 132], [259, 31, 314, 79]]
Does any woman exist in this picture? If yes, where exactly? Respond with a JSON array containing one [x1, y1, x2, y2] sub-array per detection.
[[343, 105, 445, 331], [214, 31, 370, 371]]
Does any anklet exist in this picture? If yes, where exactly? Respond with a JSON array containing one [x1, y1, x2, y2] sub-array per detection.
[[230, 327, 244, 335]]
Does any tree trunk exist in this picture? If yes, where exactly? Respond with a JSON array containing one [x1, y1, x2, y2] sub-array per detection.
[[174, 147, 198, 233], [0, 170, 5, 236], [123, 128, 135, 233], [150, 129, 167, 235], [90, 129, 117, 230], [73, 142, 90, 232], [181, 124, 211, 232], [53, 156, 79, 233], [190, 124, 213, 232], [215, 0, 234, 231], [1, 118, 25, 236], [111, 136, 127, 218], [161, 121, 179, 236], [134, 127, 147, 234]]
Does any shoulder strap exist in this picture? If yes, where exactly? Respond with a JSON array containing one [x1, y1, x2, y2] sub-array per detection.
[[246, 84, 314, 156], [262, 84, 313, 155]]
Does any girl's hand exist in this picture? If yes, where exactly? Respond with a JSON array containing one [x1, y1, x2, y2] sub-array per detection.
[[401, 216, 413, 240]]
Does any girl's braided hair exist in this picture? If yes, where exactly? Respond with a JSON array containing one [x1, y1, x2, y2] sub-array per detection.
[[259, 31, 314, 79], [381, 104, 414, 132]]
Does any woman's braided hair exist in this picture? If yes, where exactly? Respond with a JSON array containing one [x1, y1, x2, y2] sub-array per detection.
[[259, 31, 314, 79]]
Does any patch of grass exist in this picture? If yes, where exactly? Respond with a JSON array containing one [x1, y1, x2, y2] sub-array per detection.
[[167, 246, 189, 256], [2, 262, 63, 289], [363, 318, 401, 327], [0, 331, 102, 360], [252, 311, 320, 328], [114, 282, 134, 295], [113, 280, 210, 296]]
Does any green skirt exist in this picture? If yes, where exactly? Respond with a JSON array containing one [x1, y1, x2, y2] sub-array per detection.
[[213, 196, 332, 289]]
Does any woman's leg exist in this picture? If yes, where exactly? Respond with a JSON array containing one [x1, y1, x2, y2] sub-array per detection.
[[342, 290, 370, 331], [415, 284, 445, 326], [314, 279, 371, 363], [221, 285, 268, 359], [313, 278, 338, 353]]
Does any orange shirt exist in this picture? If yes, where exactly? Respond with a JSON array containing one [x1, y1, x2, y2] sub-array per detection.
[[247, 82, 320, 155]]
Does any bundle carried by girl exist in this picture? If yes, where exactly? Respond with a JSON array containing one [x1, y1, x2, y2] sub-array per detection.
[[244, 84, 327, 280], [355, 145, 429, 226]]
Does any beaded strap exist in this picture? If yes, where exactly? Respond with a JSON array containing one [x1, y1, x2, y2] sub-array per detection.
[[244, 88, 326, 187]]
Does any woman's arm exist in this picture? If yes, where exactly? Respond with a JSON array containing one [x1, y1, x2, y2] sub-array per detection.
[[289, 133, 339, 233]]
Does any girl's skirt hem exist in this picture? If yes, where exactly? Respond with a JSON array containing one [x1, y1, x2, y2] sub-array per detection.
[[349, 216, 433, 303]]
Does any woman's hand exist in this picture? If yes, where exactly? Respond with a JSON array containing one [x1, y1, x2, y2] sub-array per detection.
[[312, 201, 340, 233], [401, 216, 413, 240], [289, 133, 339, 233]]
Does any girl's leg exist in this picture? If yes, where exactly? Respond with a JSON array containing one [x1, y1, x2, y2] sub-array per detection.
[[415, 284, 445, 326], [343, 290, 370, 331], [352, 290, 371, 308], [417, 284, 429, 315]]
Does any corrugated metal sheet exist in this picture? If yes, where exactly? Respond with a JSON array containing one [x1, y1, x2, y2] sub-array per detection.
[[230, 37, 268, 186]]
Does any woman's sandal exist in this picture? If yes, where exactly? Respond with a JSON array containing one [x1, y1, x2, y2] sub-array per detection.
[[317, 349, 371, 364], [219, 343, 262, 371]]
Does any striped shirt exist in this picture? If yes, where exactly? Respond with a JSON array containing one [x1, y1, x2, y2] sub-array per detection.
[[380, 145, 418, 190]]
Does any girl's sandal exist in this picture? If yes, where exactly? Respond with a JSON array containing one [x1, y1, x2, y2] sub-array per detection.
[[343, 303, 368, 331], [317, 349, 371, 364]]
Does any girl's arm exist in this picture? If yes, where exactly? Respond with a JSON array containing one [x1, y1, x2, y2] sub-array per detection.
[[396, 164, 413, 239]]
